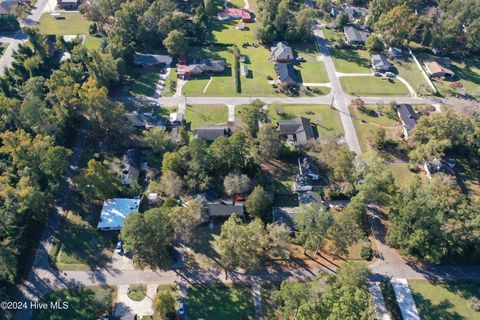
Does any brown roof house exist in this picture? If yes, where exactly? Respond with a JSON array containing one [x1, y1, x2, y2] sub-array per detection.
[[424, 59, 455, 79], [270, 42, 294, 62]]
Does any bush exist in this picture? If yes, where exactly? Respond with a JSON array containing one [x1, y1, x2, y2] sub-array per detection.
[[89, 22, 98, 36], [360, 243, 374, 260], [232, 45, 241, 93], [0, 15, 20, 32], [469, 297, 480, 312]]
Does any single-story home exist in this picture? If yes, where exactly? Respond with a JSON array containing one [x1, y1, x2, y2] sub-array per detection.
[[193, 125, 231, 141], [371, 54, 393, 72], [275, 63, 297, 85], [120, 148, 141, 185], [177, 59, 226, 79], [218, 8, 252, 22], [0, 0, 18, 15], [57, 0, 79, 9], [424, 59, 455, 79], [277, 116, 314, 145], [396, 104, 417, 139], [344, 24, 370, 44], [270, 42, 294, 62], [388, 47, 403, 59], [133, 53, 172, 67], [344, 6, 368, 20], [97, 198, 140, 230], [125, 111, 168, 130], [206, 202, 244, 218], [298, 191, 323, 205]]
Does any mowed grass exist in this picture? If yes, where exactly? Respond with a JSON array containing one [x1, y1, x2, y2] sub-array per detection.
[[409, 280, 480, 320], [340, 76, 410, 96], [126, 67, 160, 97], [185, 105, 228, 127], [33, 286, 116, 320], [331, 48, 371, 73], [395, 58, 432, 96], [267, 104, 343, 136], [37, 13, 101, 49], [295, 61, 329, 83], [186, 285, 254, 320]]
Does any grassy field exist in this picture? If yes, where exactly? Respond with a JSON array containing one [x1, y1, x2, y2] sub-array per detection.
[[395, 58, 432, 96], [340, 76, 410, 96], [162, 67, 177, 96], [128, 284, 146, 301], [295, 61, 329, 83], [185, 105, 228, 127], [186, 285, 254, 320], [126, 67, 160, 97], [266, 104, 343, 136], [33, 286, 116, 320], [37, 13, 101, 49], [409, 280, 480, 320], [331, 48, 371, 73]]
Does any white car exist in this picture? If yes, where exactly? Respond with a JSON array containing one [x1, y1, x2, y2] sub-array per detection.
[[385, 72, 396, 78], [178, 301, 185, 315], [115, 240, 123, 254]]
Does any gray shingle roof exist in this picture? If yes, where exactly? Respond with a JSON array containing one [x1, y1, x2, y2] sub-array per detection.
[[344, 25, 370, 43], [271, 42, 294, 61], [193, 125, 230, 141], [277, 117, 314, 144], [206, 202, 244, 217], [133, 53, 172, 66], [275, 63, 297, 84], [371, 54, 392, 71], [396, 104, 417, 134]]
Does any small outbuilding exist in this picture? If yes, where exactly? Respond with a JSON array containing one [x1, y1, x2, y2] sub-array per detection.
[[133, 53, 172, 67]]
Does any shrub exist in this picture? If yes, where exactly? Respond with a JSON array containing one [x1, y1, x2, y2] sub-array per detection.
[[0, 15, 20, 32], [232, 45, 241, 93], [469, 297, 480, 312], [360, 243, 374, 260]]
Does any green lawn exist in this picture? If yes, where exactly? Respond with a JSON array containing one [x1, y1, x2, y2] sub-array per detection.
[[186, 285, 254, 320], [185, 105, 228, 127], [126, 67, 160, 97], [323, 28, 344, 42], [37, 13, 101, 49], [128, 284, 146, 301], [295, 61, 329, 83], [395, 58, 432, 96], [33, 286, 116, 320], [409, 280, 480, 320], [267, 104, 343, 136], [340, 76, 410, 96], [331, 48, 371, 74], [162, 67, 177, 96]]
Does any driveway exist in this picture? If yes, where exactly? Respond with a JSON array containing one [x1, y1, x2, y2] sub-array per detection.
[[115, 284, 158, 318]]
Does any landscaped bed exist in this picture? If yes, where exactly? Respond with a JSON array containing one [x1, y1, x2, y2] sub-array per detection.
[[409, 280, 480, 320], [186, 284, 254, 320], [340, 76, 410, 96], [185, 105, 228, 127], [128, 284, 146, 301]]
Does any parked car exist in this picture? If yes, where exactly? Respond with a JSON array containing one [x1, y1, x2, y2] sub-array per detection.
[[385, 72, 396, 78], [374, 71, 382, 76], [178, 301, 185, 316], [115, 240, 124, 254]]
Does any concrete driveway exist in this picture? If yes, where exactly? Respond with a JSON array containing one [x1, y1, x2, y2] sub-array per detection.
[[115, 284, 158, 318]]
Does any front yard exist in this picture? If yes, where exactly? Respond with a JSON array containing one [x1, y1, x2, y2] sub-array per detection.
[[409, 280, 480, 320], [331, 48, 371, 74], [340, 76, 410, 96], [184, 105, 228, 127], [395, 58, 432, 96], [125, 67, 161, 97]]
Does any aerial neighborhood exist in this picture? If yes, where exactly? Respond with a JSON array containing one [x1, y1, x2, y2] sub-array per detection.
[[0, 0, 480, 319]]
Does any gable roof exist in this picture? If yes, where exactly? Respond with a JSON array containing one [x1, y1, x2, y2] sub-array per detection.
[[275, 63, 297, 84], [344, 24, 370, 43], [277, 117, 314, 144], [133, 53, 172, 66], [271, 42, 294, 61], [206, 202, 244, 217], [396, 104, 417, 134], [193, 125, 230, 141], [371, 54, 392, 70], [123, 148, 141, 171], [189, 59, 226, 75], [425, 60, 455, 77], [125, 112, 168, 129]]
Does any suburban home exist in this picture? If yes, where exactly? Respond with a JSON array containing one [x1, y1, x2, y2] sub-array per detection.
[[298, 191, 323, 205], [120, 148, 142, 185], [424, 59, 455, 79], [294, 174, 314, 192], [270, 42, 294, 62], [298, 156, 320, 180], [97, 198, 140, 230], [133, 53, 172, 67], [388, 47, 403, 59], [218, 8, 252, 22], [177, 59, 226, 79], [424, 158, 455, 181], [0, 0, 18, 15], [396, 104, 417, 139], [57, 0, 79, 9], [125, 111, 168, 130], [193, 125, 231, 141], [343, 24, 370, 45], [371, 54, 393, 72], [275, 63, 297, 85], [277, 116, 314, 145], [344, 6, 368, 21], [206, 201, 244, 218]]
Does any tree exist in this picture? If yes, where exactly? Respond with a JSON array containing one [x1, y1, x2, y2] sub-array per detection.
[[168, 199, 205, 243], [272, 281, 310, 319], [142, 128, 174, 157], [158, 171, 184, 197], [240, 99, 266, 137], [335, 12, 349, 29], [87, 50, 120, 89], [365, 34, 385, 53], [371, 127, 386, 149], [223, 173, 251, 196], [154, 291, 176, 319], [254, 124, 282, 163], [162, 151, 184, 174], [293, 204, 334, 254], [375, 4, 417, 46], [120, 208, 174, 269], [75, 159, 121, 202], [328, 213, 361, 257], [245, 186, 272, 222], [163, 30, 189, 56], [0, 14, 20, 32]]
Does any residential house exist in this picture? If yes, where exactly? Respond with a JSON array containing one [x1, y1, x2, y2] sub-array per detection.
[[133, 53, 172, 67], [275, 63, 297, 85], [240, 64, 249, 76], [298, 156, 320, 180], [177, 59, 226, 79], [298, 191, 323, 205], [388, 47, 403, 59], [344, 6, 368, 21], [270, 42, 294, 62], [424, 158, 455, 181], [424, 59, 455, 79], [277, 117, 314, 145], [218, 8, 252, 22], [0, 0, 18, 15], [125, 111, 168, 130], [272, 207, 296, 233], [294, 174, 314, 192], [193, 125, 231, 141], [396, 104, 417, 139], [120, 148, 141, 185], [57, 0, 80, 9], [169, 111, 185, 126], [206, 201, 244, 218], [371, 54, 393, 72], [343, 24, 370, 45], [97, 198, 140, 230]]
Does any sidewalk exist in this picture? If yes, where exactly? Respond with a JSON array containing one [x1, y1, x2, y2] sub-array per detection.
[[391, 278, 420, 320]]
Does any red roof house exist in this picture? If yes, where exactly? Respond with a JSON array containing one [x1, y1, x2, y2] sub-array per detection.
[[218, 8, 252, 22]]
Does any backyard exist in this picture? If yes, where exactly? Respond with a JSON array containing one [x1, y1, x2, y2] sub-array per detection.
[[186, 284, 254, 320], [409, 280, 480, 320], [340, 76, 410, 96], [37, 13, 102, 49], [184, 105, 228, 128]]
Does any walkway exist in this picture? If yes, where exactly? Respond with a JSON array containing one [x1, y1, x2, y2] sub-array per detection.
[[390, 278, 420, 320], [368, 281, 391, 320], [227, 104, 235, 122]]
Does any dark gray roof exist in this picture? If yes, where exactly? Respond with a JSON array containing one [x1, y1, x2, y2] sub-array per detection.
[[133, 53, 172, 66], [123, 148, 141, 171], [275, 63, 297, 84], [190, 59, 226, 75], [272, 207, 296, 232], [344, 6, 368, 19], [206, 202, 244, 217], [125, 112, 168, 128], [396, 104, 417, 134], [298, 191, 323, 205], [271, 42, 294, 61], [344, 25, 370, 43], [193, 125, 230, 141], [371, 54, 392, 70], [277, 117, 314, 144], [298, 156, 320, 177]]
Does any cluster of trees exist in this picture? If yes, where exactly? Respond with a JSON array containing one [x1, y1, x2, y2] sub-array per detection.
[[272, 263, 375, 319], [368, 0, 480, 53], [0, 14, 20, 32], [256, 0, 316, 43]]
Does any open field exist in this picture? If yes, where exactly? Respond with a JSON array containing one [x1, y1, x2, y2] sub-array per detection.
[[409, 280, 480, 320], [331, 48, 371, 73], [295, 61, 329, 83], [340, 76, 410, 96], [33, 286, 116, 320], [37, 13, 102, 49], [322, 28, 344, 42], [185, 105, 228, 127], [186, 284, 254, 320]]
